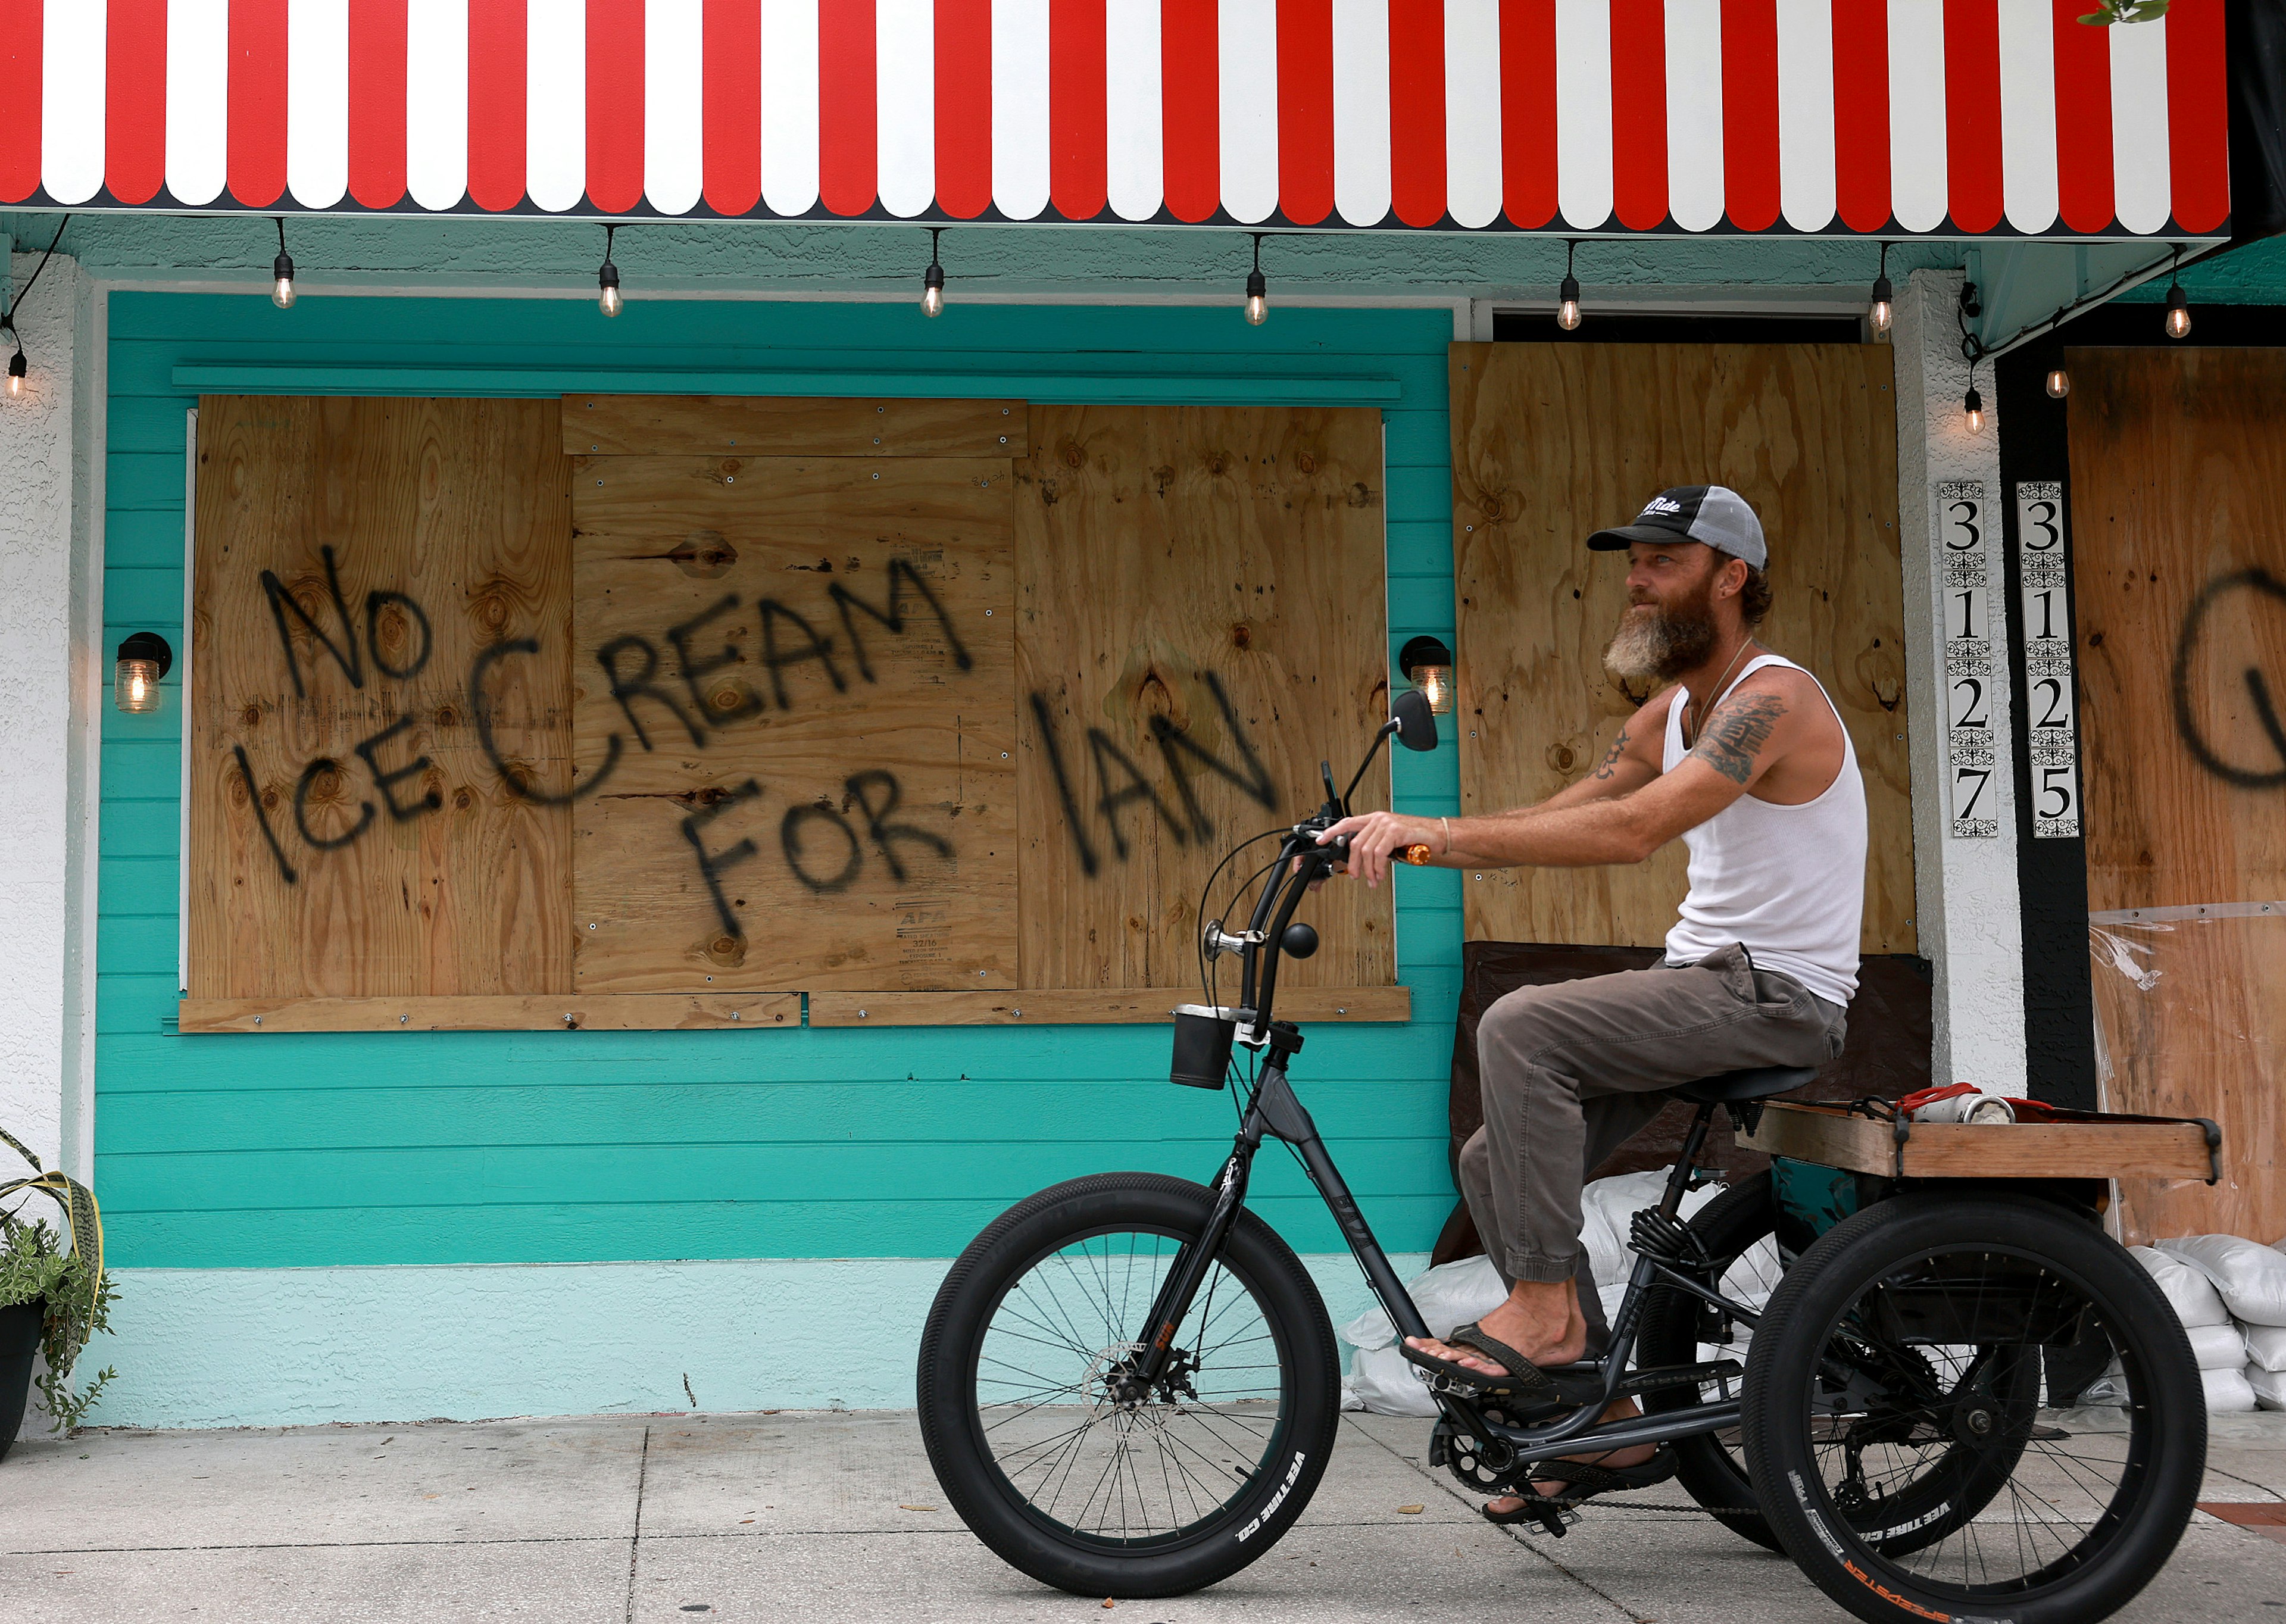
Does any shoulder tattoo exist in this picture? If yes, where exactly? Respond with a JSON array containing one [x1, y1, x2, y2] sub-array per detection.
[[1590, 725, 1632, 780], [1689, 692, 1787, 785]]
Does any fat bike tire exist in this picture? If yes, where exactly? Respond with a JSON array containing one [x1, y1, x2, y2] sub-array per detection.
[[1742, 1194, 2206, 1624], [917, 1172, 1342, 1598]]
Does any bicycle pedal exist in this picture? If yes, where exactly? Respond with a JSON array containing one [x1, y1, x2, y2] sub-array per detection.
[[1526, 1504, 1580, 1536]]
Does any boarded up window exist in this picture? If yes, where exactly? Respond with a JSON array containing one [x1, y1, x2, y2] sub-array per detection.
[[183, 396, 1403, 1031]]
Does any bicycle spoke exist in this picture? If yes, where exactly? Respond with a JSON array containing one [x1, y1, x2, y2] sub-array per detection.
[[974, 1224, 1289, 1546]]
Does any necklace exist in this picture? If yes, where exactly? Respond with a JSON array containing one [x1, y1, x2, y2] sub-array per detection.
[[1685, 638, 1758, 746]]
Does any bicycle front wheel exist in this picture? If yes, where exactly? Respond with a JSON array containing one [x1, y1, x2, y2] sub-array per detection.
[[916, 1173, 1341, 1598], [1742, 1193, 2206, 1624]]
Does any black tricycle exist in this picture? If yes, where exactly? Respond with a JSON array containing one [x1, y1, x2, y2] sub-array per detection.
[[917, 689, 2209, 1624]]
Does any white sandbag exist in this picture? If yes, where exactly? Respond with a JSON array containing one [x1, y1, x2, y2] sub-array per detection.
[[2202, 1365, 2259, 1414], [2157, 1235, 2286, 1326], [2247, 1363, 2286, 1411], [2245, 1322, 2286, 1374], [1338, 1254, 1507, 1353], [2129, 1245, 2231, 1328], [1346, 1342, 1439, 1417], [2189, 1322, 2248, 1372]]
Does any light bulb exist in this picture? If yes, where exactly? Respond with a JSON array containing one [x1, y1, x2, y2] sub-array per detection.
[[1869, 274, 1893, 335], [1414, 664, 1454, 716], [2165, 283, 2191, 339], [1245, 267, 1267, 326], [598, 267, 622, 317], [923, 261, 945, 318], [115, 657, 161, 713], [5, 352, 22, 397], [271, 251, 296, 310], [2045, 368, 2070, 399], [1557, 273, 1582, 332], [1963, 385, 1985, 433]]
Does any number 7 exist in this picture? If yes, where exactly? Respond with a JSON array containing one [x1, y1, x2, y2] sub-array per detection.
[[1955, 767, 1991, 821]]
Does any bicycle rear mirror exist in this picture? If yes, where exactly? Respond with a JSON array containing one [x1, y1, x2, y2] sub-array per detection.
[[1391, 688, 1438, 752]]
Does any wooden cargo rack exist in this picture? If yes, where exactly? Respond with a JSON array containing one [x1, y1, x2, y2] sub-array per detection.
[[1738, 1100, 2222, 1183]]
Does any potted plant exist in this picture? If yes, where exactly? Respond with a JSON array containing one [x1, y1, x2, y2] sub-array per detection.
[[1, 1128, 115, 1459]]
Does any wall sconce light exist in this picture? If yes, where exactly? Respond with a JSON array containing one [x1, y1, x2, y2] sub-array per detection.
[[1398, 635, 1455, 716], [115, 632, 173, 714]]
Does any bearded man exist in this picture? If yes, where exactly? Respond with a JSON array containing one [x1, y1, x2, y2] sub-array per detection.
[[1316, 484, 1866, 1519]]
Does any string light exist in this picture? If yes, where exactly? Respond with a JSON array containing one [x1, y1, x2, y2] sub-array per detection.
[[2163, 249, 2190, 339], [922, 227, 946, 318], [1868, 241, 1893, 335], [271, 217, 297, 309], [2045, 367, 2070, 399], [1557, 240, 1582, 332], [597, 224, 623, 317], [2, 214, 70, 403], [1963, 371, 1985, 434], [1244, 233, 1268, 326]]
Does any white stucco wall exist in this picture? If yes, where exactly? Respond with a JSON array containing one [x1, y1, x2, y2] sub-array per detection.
[[1892, 268, 2027, 1094], [0, 251, 78, 1179]]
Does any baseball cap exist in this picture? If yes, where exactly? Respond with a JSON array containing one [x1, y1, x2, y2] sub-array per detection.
[[1585, 484, 1767, 570]]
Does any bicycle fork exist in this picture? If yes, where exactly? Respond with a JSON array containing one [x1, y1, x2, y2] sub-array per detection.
[[1127, 1036, 1432, 1388]]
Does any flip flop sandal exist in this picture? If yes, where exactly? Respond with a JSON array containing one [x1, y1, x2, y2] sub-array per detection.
[[1518, 1447, 1679, 1509], [1399, 1322, 1597, 1411]]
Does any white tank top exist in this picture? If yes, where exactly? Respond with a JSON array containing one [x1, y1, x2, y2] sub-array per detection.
[[1660, 654, 1866, 1006]]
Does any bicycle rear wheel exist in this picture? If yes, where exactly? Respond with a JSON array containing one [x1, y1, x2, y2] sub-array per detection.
[[917, 1173, 1341, 1598], [1743, 1193, 2206, 1624]]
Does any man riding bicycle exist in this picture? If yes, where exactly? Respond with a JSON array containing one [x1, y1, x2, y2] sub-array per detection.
[[1316, 484, 1866, 1517]]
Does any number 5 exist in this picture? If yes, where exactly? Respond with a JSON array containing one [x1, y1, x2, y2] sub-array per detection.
[[2038, 766, 2076, 821]]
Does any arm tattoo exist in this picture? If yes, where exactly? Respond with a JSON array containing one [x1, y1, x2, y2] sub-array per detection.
[[1590, 726, 1631, 780], [1689, 693, 1787, 785]]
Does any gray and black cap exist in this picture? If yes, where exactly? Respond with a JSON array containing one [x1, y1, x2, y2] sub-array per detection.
[[1585, 484, 1767, 570]]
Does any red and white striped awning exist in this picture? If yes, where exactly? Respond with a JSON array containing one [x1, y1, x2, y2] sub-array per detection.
[[0, 1, 2231, 237]]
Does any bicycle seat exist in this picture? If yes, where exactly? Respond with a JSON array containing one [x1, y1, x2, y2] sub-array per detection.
[[1675, 1064, 1819, 1105]]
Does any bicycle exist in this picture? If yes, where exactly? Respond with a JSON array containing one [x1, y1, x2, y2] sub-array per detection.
[[917, 691, 2209, 1623]]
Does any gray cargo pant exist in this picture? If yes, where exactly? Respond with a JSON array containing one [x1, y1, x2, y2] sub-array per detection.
[[1457, 943, 1847, 1355]]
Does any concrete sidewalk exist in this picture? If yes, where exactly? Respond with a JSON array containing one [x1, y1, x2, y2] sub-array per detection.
[[3, 1410, 2284, 1623]]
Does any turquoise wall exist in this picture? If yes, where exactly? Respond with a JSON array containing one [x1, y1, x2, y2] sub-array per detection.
[[95, 292, 1464, 1273]]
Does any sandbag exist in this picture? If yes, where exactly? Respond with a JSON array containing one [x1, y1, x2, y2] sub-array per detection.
[[1339, 1254, 1506, 1353], [2189, 1322, 2248, 1372], [2245, 1322, 2286, 1374], [2202, 1364, 2258, 1414], [2248, 1363, 2286, 1412], [2157, 1235, 2286, 1326], [1345, 1342, 1438, 1417], [2128, 1245, 2231, 1328]]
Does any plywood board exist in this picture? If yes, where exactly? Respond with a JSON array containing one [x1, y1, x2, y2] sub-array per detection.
[[1449, 342, 1915, 954], [1013, 405, 1398, 992], [564, 394, 1029, 458], [177, 993, 798, 1032], [1738, 1100, 2215, 1182], [568, 453, 1017, 992], [806, 986, 1411, 1027], [187, 396, 575, 998], [2068, 346, 2286, 1243]]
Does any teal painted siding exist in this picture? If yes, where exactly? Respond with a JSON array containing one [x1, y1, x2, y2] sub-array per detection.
[[96, 292, 1464, 1270]]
